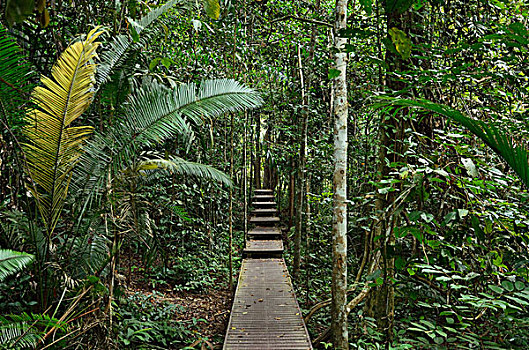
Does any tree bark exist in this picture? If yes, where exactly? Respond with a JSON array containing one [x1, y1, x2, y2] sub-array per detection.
[[331, 0, 349, 348], [293, 44, 307, 279]]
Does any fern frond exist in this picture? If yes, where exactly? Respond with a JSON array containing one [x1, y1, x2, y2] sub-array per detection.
[[137, 156, 232, 186], [22, 27, 103, 235], [382, 98, 529, 187], [0, 249, 34, 281]]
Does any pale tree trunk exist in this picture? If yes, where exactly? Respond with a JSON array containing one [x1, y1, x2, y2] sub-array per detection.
[[293, 44, 307, 279], [228, 113, 234, 293], [331, 0, 348, 348]]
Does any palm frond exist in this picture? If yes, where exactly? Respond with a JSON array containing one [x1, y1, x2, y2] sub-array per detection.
[[0, 23, 34, 131], [137, 156, 232, 186], [179, 79, 264, 121], [0, 249, 34, 281], [73, 78, 260, 203], [22, 27, 103, 235], [0, 321, 42, 350], [381, 98, 529, 187], [0, 312, 67, 349], [96, 0, 189, 86]]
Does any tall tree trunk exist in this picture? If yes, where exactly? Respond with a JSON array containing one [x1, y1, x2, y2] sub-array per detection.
[[254, 112, 261, 189], [331, 0, 348, 347], [293, 44, 308, 279], [228, 114, 234, 293]]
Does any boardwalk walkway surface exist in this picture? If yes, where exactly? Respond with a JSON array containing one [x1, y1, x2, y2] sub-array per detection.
[[223, 189, 312, 350]]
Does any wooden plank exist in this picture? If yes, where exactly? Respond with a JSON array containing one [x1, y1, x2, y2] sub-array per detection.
[[252, 195, 275, 202], [248, 227, 281, 239], [243, 240, 283, 258], [249, 216, 280, 225], [252, 201, 277, 208], [223, 259, 312, 350], [251, 208, 278, 217], [254, 189, 274, 195], [245, 240, 283, 252]]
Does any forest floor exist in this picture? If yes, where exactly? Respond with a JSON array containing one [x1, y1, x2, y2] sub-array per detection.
[[121, 250, 232, 349]]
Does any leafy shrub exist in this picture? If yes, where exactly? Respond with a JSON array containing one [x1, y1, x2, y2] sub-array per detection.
[[114, 291, 204, 349]]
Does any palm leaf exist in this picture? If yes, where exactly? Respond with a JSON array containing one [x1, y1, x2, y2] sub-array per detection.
[[137, 156, 232, 186], [0, 249, 34, 281], [380, 98, 529, 187], [73, 78, 262, 203], [96, 0, 188, 86], [0, 23, 34, 128], [22, 27, 103, 235]]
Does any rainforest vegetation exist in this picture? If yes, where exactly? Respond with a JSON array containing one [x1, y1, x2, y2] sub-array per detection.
[[1, 0, 529, 348]]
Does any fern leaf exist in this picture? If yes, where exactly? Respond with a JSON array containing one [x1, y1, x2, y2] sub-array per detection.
[[22, 27, 103, 235], [0, 249, 34, 281]]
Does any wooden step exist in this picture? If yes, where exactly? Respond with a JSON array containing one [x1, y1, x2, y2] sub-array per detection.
[[252, 201, 277, 208], [252, 208, 278, 217], [254, 189, 273, 195], [252, 195, 275, 202], [248, 227, 282, 239], [249, 216, 280, 226], [243, 240, 283, 258]]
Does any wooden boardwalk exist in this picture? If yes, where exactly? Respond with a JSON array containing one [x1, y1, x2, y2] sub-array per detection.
[[223, 189, 312, 350]]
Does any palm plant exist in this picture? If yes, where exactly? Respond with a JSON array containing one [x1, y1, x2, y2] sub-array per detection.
[[22, 27, 103, 237], [382, 98, 529, 188], [73, 78, 262, 205]]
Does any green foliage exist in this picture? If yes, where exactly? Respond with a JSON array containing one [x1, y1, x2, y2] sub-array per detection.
[[0, 23, 34, 132], [0, 312, 68, 349], [382, 98, 529, 188], [74, 78, 261, 202], [0, 249, 33, 282], [114, 292, 204, 348]]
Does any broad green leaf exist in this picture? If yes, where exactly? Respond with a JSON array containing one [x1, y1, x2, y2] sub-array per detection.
[[204, 0, 220, 20], [149, 58, 161, 71], [328, 68, 341, 79], [488, 284, 503, 294], [471, 216, 485, 242], [515, 281, 525, 291], [501, 280, 514, 292], [388, 27, 412, 60]]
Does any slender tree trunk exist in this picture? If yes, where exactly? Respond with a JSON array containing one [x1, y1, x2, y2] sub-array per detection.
[[293, 44, 308, 279], [229, 114, 234, 293], [254, 113, 261, 189], [244, 111, 248, 241], [288, 157, 295, 232], [331, 0, 349, 347]]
